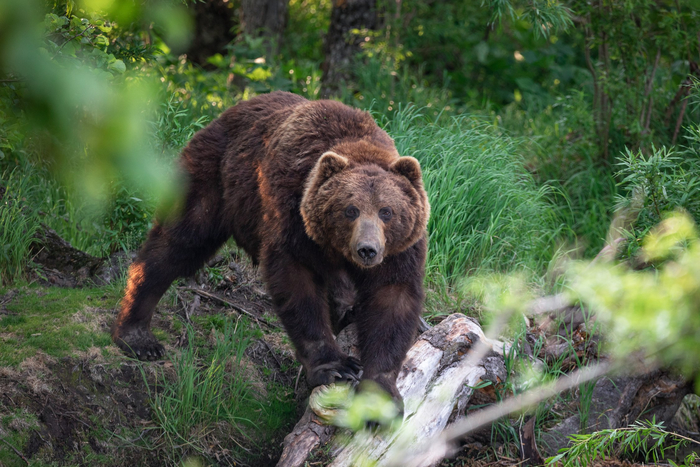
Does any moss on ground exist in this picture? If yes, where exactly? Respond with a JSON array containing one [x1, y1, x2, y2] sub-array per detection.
[[0, 286, 119, 367]]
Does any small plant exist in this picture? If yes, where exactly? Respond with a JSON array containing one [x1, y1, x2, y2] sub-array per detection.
[[577, 380, 595, 432], [615, 145, 700, 222], [546, 419, 700, 466], [615, 144, 700, 259]]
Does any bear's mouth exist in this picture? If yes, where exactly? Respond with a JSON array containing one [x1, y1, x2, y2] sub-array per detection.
[[353, 255, 383, 268]]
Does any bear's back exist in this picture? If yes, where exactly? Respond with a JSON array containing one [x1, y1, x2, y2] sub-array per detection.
[[212, 92, 401, 263]]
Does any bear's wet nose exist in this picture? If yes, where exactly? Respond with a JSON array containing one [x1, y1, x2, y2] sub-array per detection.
[[357, 245, 377, 260]]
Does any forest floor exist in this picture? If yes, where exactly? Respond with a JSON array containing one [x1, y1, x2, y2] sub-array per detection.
[[0, 247, 305, 466], [1, 242, 699, 467]]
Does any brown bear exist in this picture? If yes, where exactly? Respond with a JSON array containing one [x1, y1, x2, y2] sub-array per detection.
[[111, 91, 430, 403]]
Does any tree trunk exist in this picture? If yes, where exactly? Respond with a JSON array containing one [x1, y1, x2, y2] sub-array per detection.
[[186, 0, 238, 67], [240, 0, 289, 57], [320, 0, 378, 98]]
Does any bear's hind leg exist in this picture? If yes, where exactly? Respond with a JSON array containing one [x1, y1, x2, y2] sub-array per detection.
[[112, 221, 228, 360]]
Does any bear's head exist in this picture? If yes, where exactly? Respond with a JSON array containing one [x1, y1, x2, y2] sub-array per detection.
[[301, 150, 430, 268]]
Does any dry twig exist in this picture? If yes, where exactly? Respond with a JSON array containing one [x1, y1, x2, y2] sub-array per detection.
[[178, 286, 278, 329], [0, 436, 29, 465]]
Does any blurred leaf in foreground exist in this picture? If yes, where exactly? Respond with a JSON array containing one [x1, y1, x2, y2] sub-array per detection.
[[569, 212, 700, 389], [0, 0, 190, 214]]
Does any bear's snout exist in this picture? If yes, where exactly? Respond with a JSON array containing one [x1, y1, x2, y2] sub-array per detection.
[[351, 218, 385, 267], [357, 243, 377, 260]]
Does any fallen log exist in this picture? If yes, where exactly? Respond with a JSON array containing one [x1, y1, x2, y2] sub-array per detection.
[[277, 314, 509, 467], [278, 308, 695, 467]]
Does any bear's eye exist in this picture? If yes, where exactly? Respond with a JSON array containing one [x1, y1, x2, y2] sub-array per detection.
[[379, 207, 393, 222], [345, 205, 360, 220]]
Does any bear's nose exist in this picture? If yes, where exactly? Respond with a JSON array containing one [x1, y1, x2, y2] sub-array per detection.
[[357, 245, 377, 260]]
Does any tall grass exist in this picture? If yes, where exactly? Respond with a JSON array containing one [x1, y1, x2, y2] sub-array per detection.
[[0, 170, 40, 284], [384, 107, 563, 285], [499, 94, 617, 256], [148, 319, 256, 462]]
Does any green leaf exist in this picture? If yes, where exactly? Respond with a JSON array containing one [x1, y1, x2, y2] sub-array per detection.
[[246, 67, 272, 82], [94, 35, 109, 49], [108, 59, 126, 74], [206, 53, 227, 68]]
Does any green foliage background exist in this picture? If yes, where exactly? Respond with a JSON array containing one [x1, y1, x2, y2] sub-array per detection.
[[2, 0, 700, 281], [1, 0, 699, 307]]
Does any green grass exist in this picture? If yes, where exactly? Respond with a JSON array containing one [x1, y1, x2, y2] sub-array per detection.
[[0, 286, 117, 366], [0, 283, 297, 465], [147, 316, 296, 465], [0, 410, 39, 466], [498, 95, 617, 257], [0, 170, 40, 285], [384, 107, 564, 286]]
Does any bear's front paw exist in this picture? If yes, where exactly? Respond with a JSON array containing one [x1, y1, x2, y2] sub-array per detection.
[[112, 325, 166, 361], [307, 355, 362, 387]]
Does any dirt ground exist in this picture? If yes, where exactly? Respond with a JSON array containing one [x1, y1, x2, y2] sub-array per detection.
[[0, 252, 303, 467]]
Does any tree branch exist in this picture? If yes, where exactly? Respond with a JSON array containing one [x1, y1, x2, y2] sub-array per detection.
[[177, 286, 279, 329], [0, 436, 29, 465]]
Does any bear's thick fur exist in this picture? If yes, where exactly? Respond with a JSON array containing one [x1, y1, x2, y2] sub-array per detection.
[[112, 91, 430, 401]]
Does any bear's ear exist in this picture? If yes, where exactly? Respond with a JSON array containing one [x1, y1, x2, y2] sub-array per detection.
[[311, 151, 349, 186], [390, 156, 423, 187]]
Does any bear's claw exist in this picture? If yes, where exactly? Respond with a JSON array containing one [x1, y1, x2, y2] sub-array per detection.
[[113, 326, 166, 361], [308, 356, 362, 386]]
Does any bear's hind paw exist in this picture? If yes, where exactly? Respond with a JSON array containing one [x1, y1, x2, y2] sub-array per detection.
[[113, 326, 166, 361]]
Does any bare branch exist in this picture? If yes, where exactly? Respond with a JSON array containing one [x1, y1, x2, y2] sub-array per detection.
[[0, 436, 29, 465], [672, 98, 688, 146], [178, 286, 279, 329]]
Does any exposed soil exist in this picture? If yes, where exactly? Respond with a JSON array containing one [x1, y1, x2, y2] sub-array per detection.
[[0, 249, 302, 467], [0, 350, 165, 465]]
